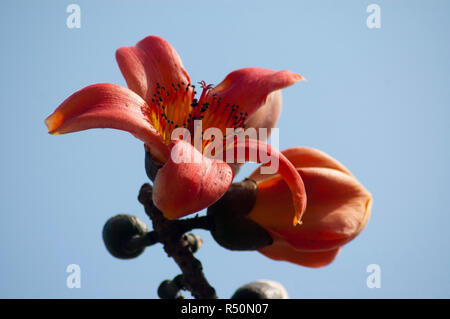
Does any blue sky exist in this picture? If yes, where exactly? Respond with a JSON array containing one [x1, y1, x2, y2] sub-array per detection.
[[1, 0, 449, 298]]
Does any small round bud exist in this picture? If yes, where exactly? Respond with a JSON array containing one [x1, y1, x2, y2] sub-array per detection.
[[102, 214, 148, 259], [231, 280, 289, 299], [157, 279, 180, 299], [207, 180, 273, 250], [172, 274, 186, 290], [184, 233, 203, 253]]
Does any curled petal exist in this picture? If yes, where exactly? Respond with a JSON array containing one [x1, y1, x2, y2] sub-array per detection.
[[153, 140, 233, 219], [249, 167, 372, 251], [250, 146, 352, 182], [45, 83, 169, 162], [116, 35, 191, 103], [207, 67, 304, 121], [231, 139, 307, 226]]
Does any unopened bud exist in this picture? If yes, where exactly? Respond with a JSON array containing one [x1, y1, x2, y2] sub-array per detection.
[[207, 179, 273, 250], [102, 214, 149, 259], [231, 280, 289, 299], [184, 233, 203, 253], [158, 275, 185, 299]]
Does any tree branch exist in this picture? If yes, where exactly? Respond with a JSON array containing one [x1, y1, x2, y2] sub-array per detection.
[[138, 183, 217, 299]]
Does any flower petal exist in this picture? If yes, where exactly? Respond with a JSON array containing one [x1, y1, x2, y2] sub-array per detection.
[[116, 35, 191, 103], [232, 139, 307, 225], [282, 147, 352, 176], [259, 232, 341, 268], [45, 83, 169, 162], [224, 90, 283, 176], [152, 139, 233, 219], [207, 67, 304, 122], [243, 89, 282, 141], [249, 167, 372, 251], [249, 146, 352, 182]]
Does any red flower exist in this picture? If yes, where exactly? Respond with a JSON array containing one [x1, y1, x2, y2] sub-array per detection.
[[248, 147, 372, 267], [45, 35, 307, 222]]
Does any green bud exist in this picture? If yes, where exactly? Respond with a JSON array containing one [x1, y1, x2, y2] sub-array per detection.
[[157, 279, 180, 299], [102, 214, 148, 259], [207, 179, 273, 251], [231, 280, 289, 299]]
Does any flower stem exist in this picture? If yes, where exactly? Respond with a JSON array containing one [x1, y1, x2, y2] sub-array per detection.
[[138, 183, 217, 299], [123, 231, 159, 252]]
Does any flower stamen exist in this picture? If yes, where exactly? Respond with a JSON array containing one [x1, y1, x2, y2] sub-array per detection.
[[144, 80, 248, 151]]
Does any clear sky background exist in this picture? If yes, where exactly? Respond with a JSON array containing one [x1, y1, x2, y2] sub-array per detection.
[[1, 0, 449, 298]]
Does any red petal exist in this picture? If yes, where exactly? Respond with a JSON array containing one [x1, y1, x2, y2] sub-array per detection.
[[249, 146, 352, 182], [251, 167, 372, 251], [45, 83, 169, 162], [116, 35, 191, 103], [259, 233, 341, 268], [152, 140, 233, 219], [207, 67, 304, 121], [232, 139, 307, 225], [226, 90, 283, 174], [244, 90, 283, 141]]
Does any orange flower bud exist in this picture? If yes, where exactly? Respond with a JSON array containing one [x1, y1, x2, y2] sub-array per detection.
[[248, 147, 372, 267]]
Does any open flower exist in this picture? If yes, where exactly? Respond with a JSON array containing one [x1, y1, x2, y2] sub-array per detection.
[[45, 35, 306, 222], [207, 147, 372, 268]]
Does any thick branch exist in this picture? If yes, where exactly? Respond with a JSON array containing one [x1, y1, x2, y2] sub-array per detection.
[[138, 183, 217, 299]]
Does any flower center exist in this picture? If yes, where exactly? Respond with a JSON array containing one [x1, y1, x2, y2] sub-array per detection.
[[143, 81, 248, 147]]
